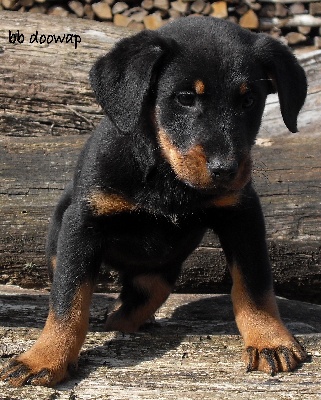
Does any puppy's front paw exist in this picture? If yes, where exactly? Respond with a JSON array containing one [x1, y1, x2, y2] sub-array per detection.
[[0, 351, 72, 387], [244, 337, 307, 375]]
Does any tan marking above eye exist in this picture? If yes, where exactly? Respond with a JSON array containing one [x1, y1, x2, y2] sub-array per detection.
[[194, 79, 205, 95], [240, 82, 249, 95], [158, 129, 213, 189], [88, 192, 136, 216]]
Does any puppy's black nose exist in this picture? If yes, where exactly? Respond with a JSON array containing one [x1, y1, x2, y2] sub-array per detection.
[[208, 159, 238, 182]]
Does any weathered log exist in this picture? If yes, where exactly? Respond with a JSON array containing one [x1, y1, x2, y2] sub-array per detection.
[[261, 0, 321, 3], [210, 1, 228, 19], [0, 286, 321, 398], [286, 31, 307, 44], [0, 12, 321, 303], [260, 14, 321, 30], [239, 8, 259, 28]]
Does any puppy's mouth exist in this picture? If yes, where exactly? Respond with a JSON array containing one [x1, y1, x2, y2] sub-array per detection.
[[157, 129, 252, 194]]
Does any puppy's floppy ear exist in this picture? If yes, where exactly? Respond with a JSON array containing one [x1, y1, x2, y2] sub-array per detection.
[[90, 30, 173, 133], [254, 35, 307, 133]]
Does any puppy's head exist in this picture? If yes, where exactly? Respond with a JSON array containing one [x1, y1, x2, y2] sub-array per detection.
[[90, 17, 307, 193]]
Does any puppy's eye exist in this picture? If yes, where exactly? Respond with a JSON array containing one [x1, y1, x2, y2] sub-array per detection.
[[176, 92, 196, 107], [242, 92, 255, 109]]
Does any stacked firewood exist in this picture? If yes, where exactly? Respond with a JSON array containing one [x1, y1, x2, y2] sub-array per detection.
[[1, 0, 321, 46]]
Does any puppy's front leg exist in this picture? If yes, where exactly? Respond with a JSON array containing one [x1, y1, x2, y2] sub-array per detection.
[[0, 206, 99, 387], [212, 186, 307, 374]]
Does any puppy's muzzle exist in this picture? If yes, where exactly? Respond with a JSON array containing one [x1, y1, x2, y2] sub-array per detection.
[[207, 159, 239, 184]]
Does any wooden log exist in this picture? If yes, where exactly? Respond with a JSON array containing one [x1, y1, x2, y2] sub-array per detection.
[[0, 287, 321, 398], [289, 2, 306, 15], [68, 0, 85, 17], [191, 0, 206, 14], [0, 11, 321, 303], [310, 1, 321, 14], [285, 31, 307, 44], [171, 0, 189, 13], [2, 0, 18, 9], [143, 12, 164, 29], [275, 2, 288, 17], [259, 4, 276, 18], [92, 1, 113, 20], [210, 1, 228, 19], [239, 9, 259, 28], [260, 14, 321, 30], [47, 5, 69, 17], [112, 2, 129, 14], [261, 0, 321, 3], [124, 7, 148, 23], [298, 25, 312, 33], [0, 11, 129, 137], [235, 3, 249, 16], [114, 13, 131, 27], [20, 0, 34, 6], [315, 35, 321, 46], [141, 0, 154, 11], [201, 2, 212, 15], [84, 3, 95, 19], [154, 0, 170, 11]]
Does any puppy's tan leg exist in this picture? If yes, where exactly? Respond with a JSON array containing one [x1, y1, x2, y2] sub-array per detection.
[[0, 282, 93, 387], [231, 266, 306, 374], [211, 187, 307, 374]]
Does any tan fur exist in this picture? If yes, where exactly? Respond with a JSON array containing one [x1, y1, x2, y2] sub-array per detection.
[[105, 274, 172, 333], [231, 266, 306, 372], [194, 79, 205, 95], [240, 82, 248, 95], [4, 282, 93, 387], [88, 192, 136, 216], [51, 256, 57, 271], [229, 155, 252, 191], [212, 192, 240, 207], [158, 129, 213, 189]]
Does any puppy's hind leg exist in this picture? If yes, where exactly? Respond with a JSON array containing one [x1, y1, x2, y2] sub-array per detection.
[[105, 267, 181, 333]]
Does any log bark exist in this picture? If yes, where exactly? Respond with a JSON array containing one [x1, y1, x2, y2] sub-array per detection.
[[0, 12, 321, 303]]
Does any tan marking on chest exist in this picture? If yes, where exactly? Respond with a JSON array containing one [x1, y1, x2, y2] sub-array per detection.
[[158, 129, 213, 189], [212, 192, 240, 207], [88, 192, 136, 216]]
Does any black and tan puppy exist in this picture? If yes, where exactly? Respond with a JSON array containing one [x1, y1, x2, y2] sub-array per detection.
[[1, 16, 307, 386]]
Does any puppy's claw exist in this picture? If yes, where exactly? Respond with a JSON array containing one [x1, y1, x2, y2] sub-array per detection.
[[244, 339, 307, 375], [245, 346, 259, 372], [0, 356, 69, 387], [260, 348, 278, 376], [0, 359, 32, 387]]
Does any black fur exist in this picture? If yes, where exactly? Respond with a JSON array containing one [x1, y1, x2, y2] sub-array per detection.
[[1, 17, 308, 386]]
